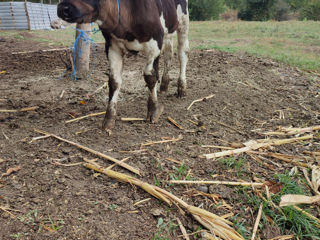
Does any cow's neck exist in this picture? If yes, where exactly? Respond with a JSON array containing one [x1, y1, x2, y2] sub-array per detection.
[[97, 0, 121, 32]]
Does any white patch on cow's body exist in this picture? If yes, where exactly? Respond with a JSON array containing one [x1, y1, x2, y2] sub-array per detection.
[[108, 40, 123, 105], [161, 33, 173, 77], [95, 19, 103, 26], [143, 38, 161, 75], [160, 14, 168, 35]]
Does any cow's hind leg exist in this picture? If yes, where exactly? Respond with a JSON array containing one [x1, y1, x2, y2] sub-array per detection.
[[177, 14, 189, 98], [144, 41, 163, 123], [102, 41, 123, 135], [160, 34, 173, 93]]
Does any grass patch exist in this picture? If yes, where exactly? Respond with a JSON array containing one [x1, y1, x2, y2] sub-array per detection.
[[189, 20, 320, 72], [153, 218, 178, 240], [1, 20, 319, 71], [240, 173, 320, 239]]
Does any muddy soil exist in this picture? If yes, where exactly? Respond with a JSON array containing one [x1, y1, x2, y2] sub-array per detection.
[[0, 34, 319, 240]]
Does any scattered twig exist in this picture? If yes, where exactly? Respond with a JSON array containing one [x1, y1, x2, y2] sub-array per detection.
[[203, 144, 266, 160], [133, 198, 151, 206], [167, 116, 184, 130], [106, 157, 130, 170], [59, 90, 65, 99], [176, 217, 190, 240], [281, 125, 320, 135], [292, 206, 320, 227], [263, 125, 320, 136], [65, 111, 105, 123], [120, 117, 145, 121], [1, 165, 22, 178], [165, 157, 182, 164], [302, 168, 320, 195], [119, 149, 147, 154], [0, 206, 16, 218], [304, 151, 320, 156], [203, 135, 313, 160], [268, 235, 294, 240], [247, 153, 276, 171], [84, 162, 244, 240], [141, 135, 183, 147], [188, 119, 207, 130], [34, 129, 140, 175], [0, 158, 5, 164], [12, 48, 69, 55], [254, 190, 285, 217], [187, 94, 214, 111], [2, 131, 9, 140], [202, 145, 234, 150], [0, 106, 39, 113], [51, 161, 83, 167], [65, 112, 145, 124], [29, 134, 50, 143], [201, 231, 219, 239], [221, 213, 234, 219], [251, 203, 263, 240], [266, 152, 310, 168], [86, 82, 107, 98], [169, 180, 264, 187]]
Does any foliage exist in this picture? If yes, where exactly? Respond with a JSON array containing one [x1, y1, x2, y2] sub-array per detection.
[[273, 0, 291, 21], [189, 0, 225, 20], [225, 0, 245, 9], [285, 0, 308, 11], [238, 0, 276, 21], [243, 174, 320, 239], [299, 0, 320, 21], [153, 218, 178, 240]]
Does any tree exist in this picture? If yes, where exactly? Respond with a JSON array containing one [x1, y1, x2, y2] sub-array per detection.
[[273, 0, 291, 21], [299, 0, 320, 20], [189, 0, 225, 20], [225, 0, 244, 10], [238, 0, 276, 21], [285, 0, 308, 12]]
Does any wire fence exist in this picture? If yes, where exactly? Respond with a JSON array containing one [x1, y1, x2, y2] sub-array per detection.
[[0, 1, 58, 30]]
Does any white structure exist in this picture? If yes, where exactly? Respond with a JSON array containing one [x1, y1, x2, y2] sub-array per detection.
[[0, 1, 58, 30]]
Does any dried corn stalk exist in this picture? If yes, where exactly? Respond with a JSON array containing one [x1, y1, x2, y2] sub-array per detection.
[[84, 163, 244, 240]]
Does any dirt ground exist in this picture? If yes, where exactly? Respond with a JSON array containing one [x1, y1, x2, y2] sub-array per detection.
[[0, 33, 319, 240]]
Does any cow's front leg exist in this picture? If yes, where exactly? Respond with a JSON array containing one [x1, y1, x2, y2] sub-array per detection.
[[102, 42, 123, 135], [144, 42, 163, 123]]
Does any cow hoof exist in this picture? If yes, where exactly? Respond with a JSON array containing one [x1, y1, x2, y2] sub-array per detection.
[[147, 105, 164, 123], [106, 129, 112, 136], [160, 85, 168, 93], [160, 76, 171, 93], [102, 117, 115, 136], [177, 88, 186, 98]]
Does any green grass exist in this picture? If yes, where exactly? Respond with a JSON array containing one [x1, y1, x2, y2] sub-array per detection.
[[153, 218, 178, 240], [1, 20, 319, 71], [240, 173, 320, 239], [189, 20, 320, 72]]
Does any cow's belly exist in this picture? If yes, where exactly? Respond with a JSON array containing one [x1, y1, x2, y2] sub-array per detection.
[[111, 34, 144, 52]]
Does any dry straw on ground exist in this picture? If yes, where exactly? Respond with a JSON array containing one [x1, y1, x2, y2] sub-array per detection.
[[84, 162, 244, 240]]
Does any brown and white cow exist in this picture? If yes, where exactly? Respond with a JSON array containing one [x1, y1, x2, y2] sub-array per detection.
[[58, 0, 189, 134]]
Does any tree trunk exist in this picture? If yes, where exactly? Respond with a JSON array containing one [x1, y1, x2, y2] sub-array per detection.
[[74, 23, 91, 79]]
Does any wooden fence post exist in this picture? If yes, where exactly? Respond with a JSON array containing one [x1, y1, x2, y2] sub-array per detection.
[[24, 0, 31, 30], [74, 23, 91, 79]]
